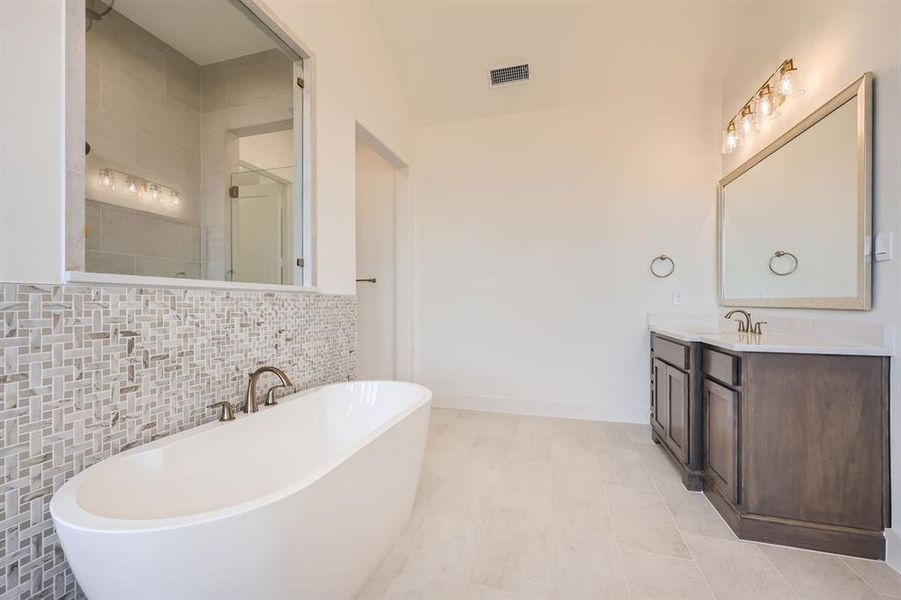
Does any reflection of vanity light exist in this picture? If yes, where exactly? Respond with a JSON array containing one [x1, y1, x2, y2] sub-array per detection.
[[98, 168, 114, 188], [92, 166, 181, 209], [723, 58, 800, 154]]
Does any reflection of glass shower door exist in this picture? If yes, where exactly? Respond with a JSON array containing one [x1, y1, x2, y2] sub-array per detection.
[[229, 168, 292, 284]]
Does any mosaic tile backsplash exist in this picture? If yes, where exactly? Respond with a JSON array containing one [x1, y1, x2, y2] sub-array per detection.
[[0, 284, 356, 599]]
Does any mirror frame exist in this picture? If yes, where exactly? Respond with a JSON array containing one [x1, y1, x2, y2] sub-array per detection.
[[717, 72, 873, 310]]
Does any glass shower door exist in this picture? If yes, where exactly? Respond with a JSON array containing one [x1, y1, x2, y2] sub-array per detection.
[[228, 167, 297, 285]]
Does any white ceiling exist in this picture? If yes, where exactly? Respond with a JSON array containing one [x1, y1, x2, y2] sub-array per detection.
[[371, 1, 737, 126], [112, 0, 275, 65]]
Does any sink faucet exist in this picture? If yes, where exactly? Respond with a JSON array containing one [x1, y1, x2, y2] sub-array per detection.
[[724, 309, 753, 333], [243, 366, 293, 414]]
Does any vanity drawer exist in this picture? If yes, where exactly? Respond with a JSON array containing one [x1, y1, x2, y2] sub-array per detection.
[[652, 336, 690, 369], [703, 348, 740, 387]]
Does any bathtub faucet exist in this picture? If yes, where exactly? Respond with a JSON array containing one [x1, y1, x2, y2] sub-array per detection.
[[244, 366, 293, 414]]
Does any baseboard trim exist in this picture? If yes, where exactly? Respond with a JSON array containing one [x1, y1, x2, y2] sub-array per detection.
[[887, 527, 901, 574], [432, 393, 649, 424]]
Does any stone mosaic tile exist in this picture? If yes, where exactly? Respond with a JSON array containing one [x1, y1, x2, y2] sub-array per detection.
[[0, 284, 356, 599]]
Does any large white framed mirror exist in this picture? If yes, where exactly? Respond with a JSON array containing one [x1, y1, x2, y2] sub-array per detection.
[[718, 73, 872, 309]]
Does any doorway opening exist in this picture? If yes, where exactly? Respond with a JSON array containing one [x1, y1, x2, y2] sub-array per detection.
[[355, 126, 411, 381]]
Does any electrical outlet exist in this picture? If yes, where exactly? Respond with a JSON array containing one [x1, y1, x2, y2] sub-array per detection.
[[672, 291, 685, 306]]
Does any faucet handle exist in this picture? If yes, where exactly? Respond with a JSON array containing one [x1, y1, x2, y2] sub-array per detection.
[[208, 401, 236, 422], [732, 319, 747, 333], [751, 321, 767, 335], [263, 384, 286, 407]]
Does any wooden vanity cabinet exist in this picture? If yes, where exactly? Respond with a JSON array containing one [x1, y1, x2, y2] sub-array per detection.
[[649, 333, 704, 490], [649, 335, 891, 559]]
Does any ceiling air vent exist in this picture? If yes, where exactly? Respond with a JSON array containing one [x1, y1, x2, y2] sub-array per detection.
[[489, 63, 531, 88]]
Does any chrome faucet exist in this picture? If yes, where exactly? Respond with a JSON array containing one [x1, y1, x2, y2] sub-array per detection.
[[243, 366, 293, 414], [724, 309, 753, 333]]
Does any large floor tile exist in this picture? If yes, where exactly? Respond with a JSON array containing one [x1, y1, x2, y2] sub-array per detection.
[[548, 567, 631, 600], [656, 479, 735, 541], [621, 549, 715, 600], [552, 453, 603, 499], [759, 544, 883, 600], [636, 444, 684, 488], [358, 410, 901, 600], [685, 534, 797, 600], [595, 446, 656, 491], [841, 556, 901, 597], [620, 422, 656, 446], [548, 494, 623, 578], [605, 486, 691, 559], [469, 492, 549, 599]]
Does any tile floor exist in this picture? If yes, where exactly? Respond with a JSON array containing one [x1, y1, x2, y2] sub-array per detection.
[[356, 409, 901, 600]]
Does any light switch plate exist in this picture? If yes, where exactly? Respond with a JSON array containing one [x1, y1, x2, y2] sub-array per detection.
[[875, 231, 893, 262], [672, 291, 685, 306]]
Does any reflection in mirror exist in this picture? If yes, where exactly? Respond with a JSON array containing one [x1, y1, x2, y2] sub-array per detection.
[[719, 74, 871, 310], [83, 0, 304, 285]]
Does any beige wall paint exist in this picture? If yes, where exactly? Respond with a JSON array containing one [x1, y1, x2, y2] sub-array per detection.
[[412, 91, 721, 421], [719, 0, 901, 569]]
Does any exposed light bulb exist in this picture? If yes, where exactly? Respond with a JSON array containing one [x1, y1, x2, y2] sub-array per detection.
[[169, 190, 180, 206], [125, 177, 137, 194], [149, 183, 161, 201], [778, 59, 803, 96], [756, 85, 774, 119], [722, 120, 739, 154], [740, 104, 759, 137], [98, 168, 113, 187]]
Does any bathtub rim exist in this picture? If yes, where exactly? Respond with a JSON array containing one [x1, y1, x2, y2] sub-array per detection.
[[50, 380, 432, 535]]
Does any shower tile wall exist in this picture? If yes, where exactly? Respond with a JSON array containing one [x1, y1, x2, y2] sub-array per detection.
[[85, 9, 202, 224], [0, 284, 356, 599], [85, 200, 202, 279], [199, 49, 295, 280]]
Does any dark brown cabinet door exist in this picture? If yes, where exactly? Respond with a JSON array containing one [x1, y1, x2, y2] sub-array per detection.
[[666, 366, 689, 463], [704, 378, 739, 504], [651, 359, 668, 436]]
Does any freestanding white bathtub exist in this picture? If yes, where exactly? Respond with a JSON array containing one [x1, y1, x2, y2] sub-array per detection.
[[50, 381, 432, 600]]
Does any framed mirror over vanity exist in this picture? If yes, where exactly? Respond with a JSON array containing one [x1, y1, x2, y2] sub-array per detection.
[[650, 72, 892, 560], [718, 73, 872, 309]]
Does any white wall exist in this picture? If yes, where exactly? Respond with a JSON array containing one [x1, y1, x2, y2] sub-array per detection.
[[0, 0, 66, 283], [719, 0, 901, 569], [263, 0, 413, 295], [413, 90, 721, 422]]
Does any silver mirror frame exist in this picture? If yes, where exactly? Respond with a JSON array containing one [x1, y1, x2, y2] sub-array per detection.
[[717, 72, 873, 310]]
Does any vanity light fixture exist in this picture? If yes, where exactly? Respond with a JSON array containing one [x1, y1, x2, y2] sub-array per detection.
[[95, 166, 181, 208], [722, 58, 803, 154]]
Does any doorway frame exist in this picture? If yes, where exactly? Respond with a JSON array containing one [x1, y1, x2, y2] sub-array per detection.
[[355, 123, 414, 381]]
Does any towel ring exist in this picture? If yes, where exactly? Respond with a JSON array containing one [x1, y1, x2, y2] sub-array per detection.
[[768, 250, 798, 276], [649, 255, 675, 278]]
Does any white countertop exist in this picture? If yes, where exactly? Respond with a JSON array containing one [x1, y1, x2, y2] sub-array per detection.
[[650, 324, 891, 356]]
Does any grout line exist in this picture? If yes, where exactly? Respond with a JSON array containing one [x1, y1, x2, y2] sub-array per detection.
[[756, 544, 804, 600], [602, 485, 635, 600], [840, 554, 892, 597], [654, 485, 720, 599]]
